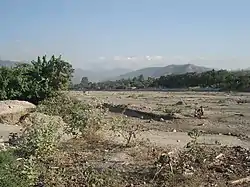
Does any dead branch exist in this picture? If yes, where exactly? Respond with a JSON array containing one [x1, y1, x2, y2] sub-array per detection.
[[229, 176, 250, 185]]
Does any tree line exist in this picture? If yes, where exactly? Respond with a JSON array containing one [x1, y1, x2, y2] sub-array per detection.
[[72, 69, 250, 92]]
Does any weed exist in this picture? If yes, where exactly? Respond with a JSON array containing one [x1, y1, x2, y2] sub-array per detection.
[[111, 116, 143, 147], [186, 129, 201, 149]]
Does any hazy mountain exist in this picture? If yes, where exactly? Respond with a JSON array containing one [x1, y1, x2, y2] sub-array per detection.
[[72, 68, 132, 84], [111, 64, 213, 80], [0, 60, 19, 67]]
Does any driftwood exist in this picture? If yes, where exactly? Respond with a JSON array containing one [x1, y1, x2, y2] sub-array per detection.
[[229, 176, 250, 185], [215, 153, 224, 159]]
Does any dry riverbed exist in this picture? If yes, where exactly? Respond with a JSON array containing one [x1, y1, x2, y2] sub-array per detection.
[[71, 91, 250, 149]]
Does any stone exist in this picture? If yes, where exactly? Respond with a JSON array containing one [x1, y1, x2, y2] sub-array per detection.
[[0, 100, 36, 125]]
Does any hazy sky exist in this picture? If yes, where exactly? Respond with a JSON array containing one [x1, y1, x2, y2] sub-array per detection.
[[0, 0, 250, 70]]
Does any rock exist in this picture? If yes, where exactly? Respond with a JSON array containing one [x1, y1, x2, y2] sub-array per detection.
[[172, 129, 177, 132], [235, 113, 244, 117], [177, 140, 180, 143], [183, 170, 194, 177], [197, 123, 205, 126], [0, 100, 36, 125], [0, 142, 6, 150], [160, 118, 164, 122], [176, 101, 184, 105]]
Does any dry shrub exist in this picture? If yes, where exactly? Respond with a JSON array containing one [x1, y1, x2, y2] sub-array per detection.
[[37, 93, 108, 137]]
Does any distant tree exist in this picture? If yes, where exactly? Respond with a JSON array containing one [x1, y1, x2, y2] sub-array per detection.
[[80, 77, 89, 87], [138, 74, 144, 82], [70, 68, 250, 92]]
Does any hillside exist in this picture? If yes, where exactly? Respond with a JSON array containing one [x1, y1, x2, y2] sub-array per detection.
[[112, 64, 212, 80]]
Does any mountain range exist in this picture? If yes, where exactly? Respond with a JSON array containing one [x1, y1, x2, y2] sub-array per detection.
[[112, 64, 212, 81]]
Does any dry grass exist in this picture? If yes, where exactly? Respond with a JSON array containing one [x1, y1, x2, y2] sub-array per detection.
[[54, 135, 250, 187]]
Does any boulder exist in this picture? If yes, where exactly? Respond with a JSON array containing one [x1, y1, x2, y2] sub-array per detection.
[[0, 100, 36, 125]]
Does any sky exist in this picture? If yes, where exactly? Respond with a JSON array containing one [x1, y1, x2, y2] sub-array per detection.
[[0, 0, 250, 70]]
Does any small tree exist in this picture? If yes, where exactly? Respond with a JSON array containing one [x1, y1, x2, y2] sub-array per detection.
[[24, 55, 74, 104]]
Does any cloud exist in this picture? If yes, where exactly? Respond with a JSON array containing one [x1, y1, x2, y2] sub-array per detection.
[[110, 55, 166, 62], [98, 56, 106, 60]]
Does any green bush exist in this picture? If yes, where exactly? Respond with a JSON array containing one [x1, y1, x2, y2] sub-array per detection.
[[0, 55, 74, 104]]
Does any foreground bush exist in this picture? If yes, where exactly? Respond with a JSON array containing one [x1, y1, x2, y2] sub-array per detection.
[[0, 113, 66, 186], [0, 149, 30, 187], [37, 93, 107, 136]]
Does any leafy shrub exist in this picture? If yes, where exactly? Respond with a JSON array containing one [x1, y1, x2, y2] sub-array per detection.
[[0, 55, 74, 104], [18, 113, 63, 158]]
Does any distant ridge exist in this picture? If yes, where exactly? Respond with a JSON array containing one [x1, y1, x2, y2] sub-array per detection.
[[0, 60, 20, 67], [110, 64, 213, 80]]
